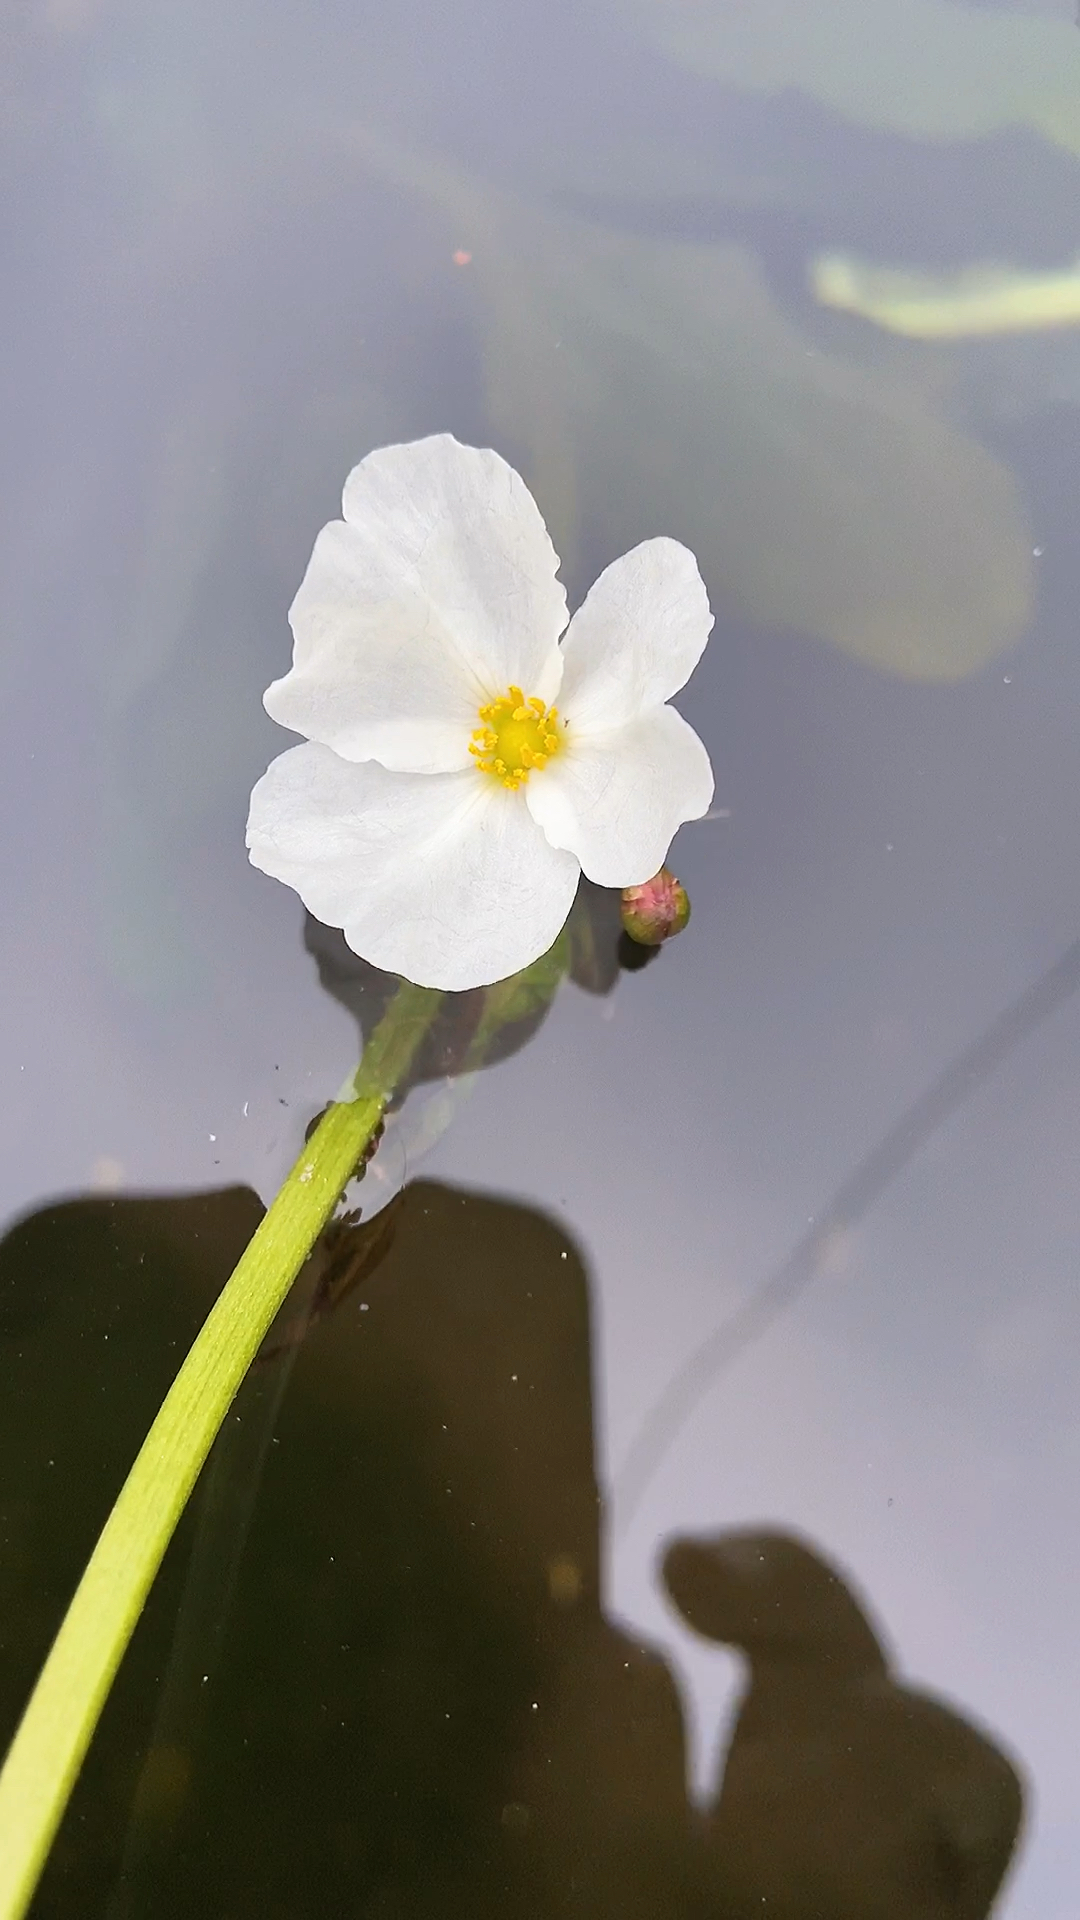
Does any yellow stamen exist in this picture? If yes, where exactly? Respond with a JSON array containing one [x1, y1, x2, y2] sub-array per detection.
[[468, 686, 565, 789]]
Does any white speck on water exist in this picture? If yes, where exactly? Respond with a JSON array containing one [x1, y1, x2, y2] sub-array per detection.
[[209, 1134, 216, 1142], [1033, 547, 1043, 557], [242, 1101, 249, 1117], [1003, 676, 1012, 685], [360, 1303, 369, 1312]]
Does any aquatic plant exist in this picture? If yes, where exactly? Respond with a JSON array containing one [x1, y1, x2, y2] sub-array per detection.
[[248, 434, 714, 990], [0, 441, 710, 1918]]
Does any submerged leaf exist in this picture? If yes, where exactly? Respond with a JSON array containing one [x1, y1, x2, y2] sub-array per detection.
[[335, 127, 1033, 680], [815, 250, 1080, 339], [611, 0, 1080, 158], [478, 210, 1032, 680]]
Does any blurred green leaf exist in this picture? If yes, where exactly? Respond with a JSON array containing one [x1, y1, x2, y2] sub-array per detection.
[[609, 0, 1080, 157], [342, 126, 1032, 680], [477, 201, 1032, 679]]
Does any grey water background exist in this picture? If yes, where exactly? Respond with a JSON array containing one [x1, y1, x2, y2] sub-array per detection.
[[4, 0, 1080, 1912]]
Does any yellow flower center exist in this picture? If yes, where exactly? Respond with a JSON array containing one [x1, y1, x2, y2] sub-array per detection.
[[468, 685, 563, 790]]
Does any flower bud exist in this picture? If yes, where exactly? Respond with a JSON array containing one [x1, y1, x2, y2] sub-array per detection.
[[619, 868, 691, 946]]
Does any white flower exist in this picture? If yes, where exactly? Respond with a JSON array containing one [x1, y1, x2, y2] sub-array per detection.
[[247, 434, 714, 992]]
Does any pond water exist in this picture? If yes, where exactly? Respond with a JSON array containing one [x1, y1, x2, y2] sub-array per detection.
[[3, 0, 1080, 1914]]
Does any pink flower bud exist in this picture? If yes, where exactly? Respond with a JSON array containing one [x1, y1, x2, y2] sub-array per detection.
[[619, 868, 691, 946]]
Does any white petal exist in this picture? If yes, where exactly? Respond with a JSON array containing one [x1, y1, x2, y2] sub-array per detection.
[[264, 435, 568, 774], [557, 538, 713, 732], [525, 705, 714, 887], [247, 743, 580, 991]]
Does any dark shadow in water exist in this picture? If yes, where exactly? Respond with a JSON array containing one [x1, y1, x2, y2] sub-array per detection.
[[663, 1528, 1024, 1920], [1, 1180, 1024, 1918], [0, 1186, 266, 1909]]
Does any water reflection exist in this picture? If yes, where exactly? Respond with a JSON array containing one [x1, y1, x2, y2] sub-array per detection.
[[304, 877, 638, 1101], [304, 880, 653, 1171], [665, 1528, 1024, 1920], [615, 933, 1080, 1528], [615, 0, 1080, 158], [4, 1, 1079, 1916], [1, 1173, 1025, 1918], [0, 1185, 264, 1908]]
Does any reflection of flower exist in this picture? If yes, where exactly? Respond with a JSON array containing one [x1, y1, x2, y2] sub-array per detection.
[[303, 880, 639, 1104], [247, 435, 713, 991]]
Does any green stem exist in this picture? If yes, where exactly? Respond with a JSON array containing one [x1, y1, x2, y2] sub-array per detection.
[[0, 979, 442, 1920]]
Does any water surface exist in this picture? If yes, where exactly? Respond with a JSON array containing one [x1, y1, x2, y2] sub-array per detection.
[[3, 1, 1080, 1913]]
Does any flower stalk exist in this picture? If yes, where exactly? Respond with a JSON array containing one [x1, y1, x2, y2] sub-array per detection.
[[0, 979, 442, 1920]]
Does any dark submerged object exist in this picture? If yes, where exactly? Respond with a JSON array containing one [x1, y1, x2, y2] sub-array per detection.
[[663, 1527, 1024, 1920], [0, 1187, 1025, 1919]]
